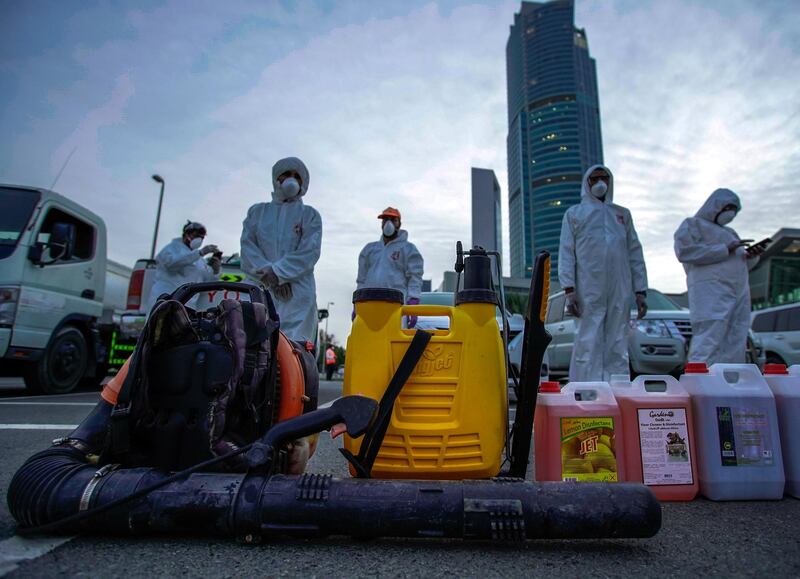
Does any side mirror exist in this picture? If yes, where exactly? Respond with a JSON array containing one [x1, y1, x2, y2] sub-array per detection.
[[27, 222, 76, 266], [317, 308, 329, 321]]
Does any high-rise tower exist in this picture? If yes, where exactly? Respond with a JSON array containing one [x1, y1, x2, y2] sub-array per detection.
[[506, 0, 603, 279]]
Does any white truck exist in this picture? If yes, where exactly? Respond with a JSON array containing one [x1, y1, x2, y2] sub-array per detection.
[[0, 184, 136, 393]]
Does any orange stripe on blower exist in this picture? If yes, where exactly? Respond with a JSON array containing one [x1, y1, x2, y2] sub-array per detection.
[[276, 332, 305, 422]]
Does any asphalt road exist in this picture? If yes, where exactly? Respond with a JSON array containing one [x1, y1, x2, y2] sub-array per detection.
[[0, 377, 799, 578]]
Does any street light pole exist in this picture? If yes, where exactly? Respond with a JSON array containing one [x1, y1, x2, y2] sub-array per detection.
[[150, 174, 165, 260]]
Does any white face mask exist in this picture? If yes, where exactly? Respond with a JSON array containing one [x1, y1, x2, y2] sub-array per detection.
[[590, 180, 608, 199], [189, 237, 203, 250], [382, 221, 396, 237], [278, 177, 301, 200], [716, 209, 736, 226]]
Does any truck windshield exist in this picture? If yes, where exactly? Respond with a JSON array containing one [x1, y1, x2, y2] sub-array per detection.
[[0, 187, 40, 258]]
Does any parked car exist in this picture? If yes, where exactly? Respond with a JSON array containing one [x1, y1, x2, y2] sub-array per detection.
[[751, 303, 800, 366], [747, 330, 766, 369], [544, 289, 691, 378], [507, 330, 550, 382]]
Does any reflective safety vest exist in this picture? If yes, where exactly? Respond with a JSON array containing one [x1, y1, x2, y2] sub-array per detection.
[[325, 347, 337, 365]]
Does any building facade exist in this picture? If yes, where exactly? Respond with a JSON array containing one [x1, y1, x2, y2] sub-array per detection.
[[750, 228, 800, 309], [506, 0, 603, 279], [471, 167, 502, 255]]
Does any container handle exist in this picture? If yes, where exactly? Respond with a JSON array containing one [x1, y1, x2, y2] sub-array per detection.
[[400, 305, 452, 317], [631, 374, 681, 393], [562, 382, 616, 405], [709, 364, 766, 387]]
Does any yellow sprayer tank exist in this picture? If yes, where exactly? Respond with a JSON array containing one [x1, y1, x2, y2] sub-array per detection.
[[343, 286, 507, 479]]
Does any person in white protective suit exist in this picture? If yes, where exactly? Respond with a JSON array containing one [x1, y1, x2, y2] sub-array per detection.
[[149, 221, 221, 310], [356, 206, 424, 325], [240, 157, 322, 343], [558, 164, 649, 381], [674, 189, 763, 365]]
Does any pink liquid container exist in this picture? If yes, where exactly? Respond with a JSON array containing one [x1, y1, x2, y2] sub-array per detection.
[[534, 381, 626, 483], [680, 363, 784, 501], [763, 364, 800, 498], [612, 375, 699, 501]]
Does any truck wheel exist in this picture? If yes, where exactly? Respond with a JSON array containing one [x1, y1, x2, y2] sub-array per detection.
[[24, 327, 88, 395]]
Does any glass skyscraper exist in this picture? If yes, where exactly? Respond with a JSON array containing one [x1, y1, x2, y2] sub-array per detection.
[[506, 0, 603, 280]]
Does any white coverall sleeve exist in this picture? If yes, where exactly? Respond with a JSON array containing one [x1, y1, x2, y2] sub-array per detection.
[[356, 246, 369, 290], [271, 208, 322, 283], [240, 204, 272, 277], [157, 245, 203, 271], [673, 220, 729, 266], [405, 244, 424, 301], [626, 212, 648, 293], [558, 211, 576, 289]]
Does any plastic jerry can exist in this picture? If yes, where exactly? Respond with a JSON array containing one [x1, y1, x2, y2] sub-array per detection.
[[534, 381, 625, 482], [680, 363, 784, 501], [612, 375, 699, 500], [343, 287, 507, 479], [763, 364, 800, 498]]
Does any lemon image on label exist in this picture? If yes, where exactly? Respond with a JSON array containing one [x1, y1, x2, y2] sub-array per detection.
[[560, 417, 617, 482]]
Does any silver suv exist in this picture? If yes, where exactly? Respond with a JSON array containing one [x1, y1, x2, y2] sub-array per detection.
[[752, 303, 800, 366], [544, 289, 691, 377]]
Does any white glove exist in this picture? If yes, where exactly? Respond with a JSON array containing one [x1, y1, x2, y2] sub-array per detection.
[[565, 290, 581, 318]]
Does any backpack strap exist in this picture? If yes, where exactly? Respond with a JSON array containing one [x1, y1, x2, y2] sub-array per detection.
[[339, 329, 432, 478], [240, 301, 278, 388], [106, 316, 148, 458]]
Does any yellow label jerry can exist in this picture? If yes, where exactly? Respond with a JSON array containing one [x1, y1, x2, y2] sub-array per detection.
[[343, 288, 508, 479]]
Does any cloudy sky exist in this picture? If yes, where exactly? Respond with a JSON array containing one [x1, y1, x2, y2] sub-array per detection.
[[2, 0, 798, 342]]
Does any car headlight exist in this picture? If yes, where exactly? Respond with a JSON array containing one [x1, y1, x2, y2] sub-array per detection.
[[0, 287, 19, 326], [630, 319, 670, 338]]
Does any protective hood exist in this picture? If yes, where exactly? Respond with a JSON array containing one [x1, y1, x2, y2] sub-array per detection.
[[580, 164, 614, 203], [271, 157, 310, 202], [695, 188, 741, 223]]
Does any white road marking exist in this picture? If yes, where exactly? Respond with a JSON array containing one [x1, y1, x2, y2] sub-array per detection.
[[0, 535, 75, 577], [0, 424, 78, 430], [0, 391, 99, 402], [0, 402, 96, 407]]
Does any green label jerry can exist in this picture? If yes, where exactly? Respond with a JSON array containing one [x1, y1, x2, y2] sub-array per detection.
[[343, 288, 508, 479]]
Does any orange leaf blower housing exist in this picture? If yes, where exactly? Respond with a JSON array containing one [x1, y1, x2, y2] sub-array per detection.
[[102, 332, 307, 423]]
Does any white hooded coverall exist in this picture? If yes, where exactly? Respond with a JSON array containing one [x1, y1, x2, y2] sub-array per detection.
[[240, 157, 322, 343], [150, 238, 217, 310], [558, 164, 648, 381], [356, 229, 424, 302], [674, 189, 756, 364]]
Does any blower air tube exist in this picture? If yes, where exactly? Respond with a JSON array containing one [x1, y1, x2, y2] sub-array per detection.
[[8, 446, 661, 540]]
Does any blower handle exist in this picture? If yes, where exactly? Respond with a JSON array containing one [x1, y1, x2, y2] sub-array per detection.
[[246, 396, 379, 468], [170, 281, 267, 306]]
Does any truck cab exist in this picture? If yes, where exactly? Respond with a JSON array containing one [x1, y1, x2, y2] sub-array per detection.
[[0, 185, 110, 393]]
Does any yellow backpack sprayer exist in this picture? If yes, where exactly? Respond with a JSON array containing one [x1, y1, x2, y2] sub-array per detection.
[[343, 242, 545, 480], [7, 244, 661, 542]]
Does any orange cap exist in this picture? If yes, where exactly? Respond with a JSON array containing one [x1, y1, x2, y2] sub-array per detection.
[[378, 207, 401, 220], [539, 381, 561, 393], [763, 363, 788, 375], [684, 362, 709, 374]]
